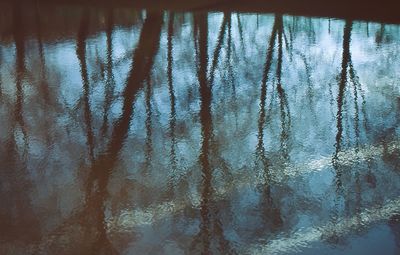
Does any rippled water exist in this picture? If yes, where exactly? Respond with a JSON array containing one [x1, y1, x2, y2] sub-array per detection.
[[0, 3, 400, 255]]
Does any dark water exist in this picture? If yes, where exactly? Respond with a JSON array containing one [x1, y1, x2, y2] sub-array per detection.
[[0, 3, 400, 255]]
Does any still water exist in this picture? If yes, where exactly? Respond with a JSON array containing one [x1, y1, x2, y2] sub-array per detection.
[[0, 3, 400, 255]]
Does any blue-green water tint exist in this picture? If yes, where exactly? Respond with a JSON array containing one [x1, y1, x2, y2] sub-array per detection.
[[0, 4, 399, 255]]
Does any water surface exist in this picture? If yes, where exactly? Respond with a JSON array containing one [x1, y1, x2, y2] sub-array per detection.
[[0, 4, 400, 255]]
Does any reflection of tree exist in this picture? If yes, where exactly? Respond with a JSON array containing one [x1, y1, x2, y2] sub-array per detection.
[[236, 14, 245, 53], [35, 3, 50, 105], [34, 11, 163, 254], [255, 14, 284, 236], [13, 3, 26, 137], [144, 77, 153, 171], [77, 8, 95, 163], [167, 12, 178, 185], [195, 14, 212, 253], [219, 12, 240, 127], [190, 13, 235, 255], [101, 8, 116, 137], [275, 15, 291, 161], [13, 1, 28, 152], [375, 24, 385, 46], [34, 2, 55, 146], [306, 18, 316, 45], [348, 58, 368, 138], [333, 20, 351, 189], [327, 21, 353, 244], [84, 11, 163, 254], [328, 19, 372, 243], [0, 1, 40, 245], [226, 13, 235, 95], [259, 16, 292, 156], [332, 20, 368, 188], [208, 13, 228, 87], [256, 13, 278, 180]]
